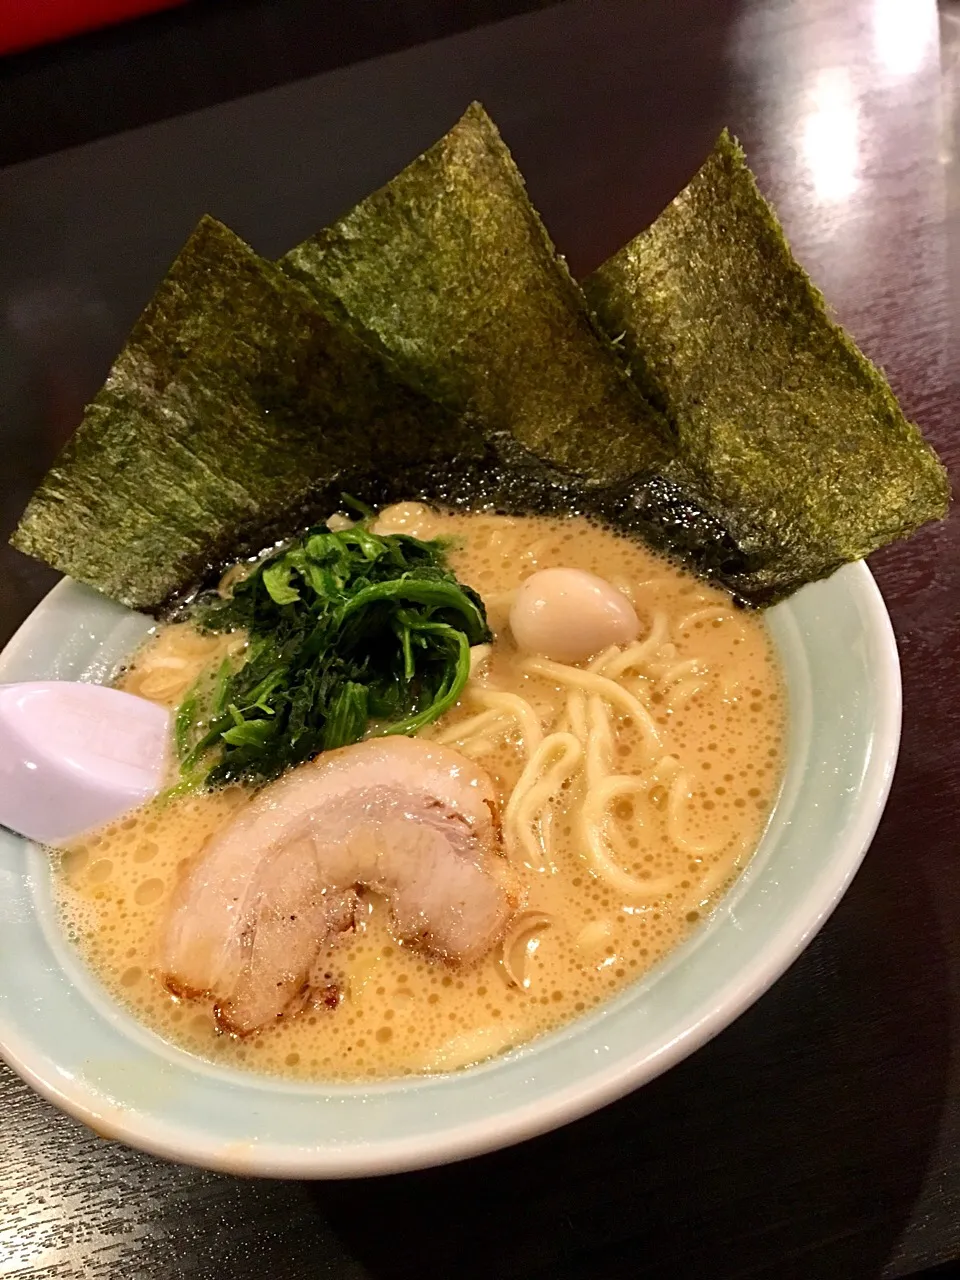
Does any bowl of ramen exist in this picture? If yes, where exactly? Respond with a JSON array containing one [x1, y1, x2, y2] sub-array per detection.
[[0, 106, 944, 1176]]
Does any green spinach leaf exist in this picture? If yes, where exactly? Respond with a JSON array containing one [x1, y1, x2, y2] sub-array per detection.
[[177, 517, 490, 786]]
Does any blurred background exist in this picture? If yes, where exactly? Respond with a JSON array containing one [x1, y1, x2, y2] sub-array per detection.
[[0, 0, 562, 163]]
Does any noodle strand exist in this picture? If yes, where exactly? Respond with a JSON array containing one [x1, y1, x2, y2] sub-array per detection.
[[434, 708, 504, 746], [667, 772, 725, 855], [673, 605, 744, 638], [504, 732, 583, 869], [580, 774, 676, 900], [471, 691, 544, 757], [566, 690, 588, 741], [585, 695, 613, 792], [598, 612, 670, 678], [521, 657, 661, 751]]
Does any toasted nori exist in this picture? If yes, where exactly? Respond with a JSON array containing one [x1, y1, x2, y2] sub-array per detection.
[[584, 129, 950, 604], [287, 432, 759, 598], [11, 118, 950, 616], [280, 102, 674, 485], [11, 217, 484, 611]]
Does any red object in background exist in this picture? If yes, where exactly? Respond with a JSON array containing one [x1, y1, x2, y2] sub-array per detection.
[[0, 0, 190, 55]]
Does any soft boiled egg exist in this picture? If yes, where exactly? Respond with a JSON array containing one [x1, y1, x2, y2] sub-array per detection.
[[509, 567, 640, 663]]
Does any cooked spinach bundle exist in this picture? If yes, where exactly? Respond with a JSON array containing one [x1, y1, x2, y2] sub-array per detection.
[[177, 519, 490, 786]]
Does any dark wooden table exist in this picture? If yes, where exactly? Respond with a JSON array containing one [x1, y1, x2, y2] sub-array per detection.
[[1, 1, 958, 1276]]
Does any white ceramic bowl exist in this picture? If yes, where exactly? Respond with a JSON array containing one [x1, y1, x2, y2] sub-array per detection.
[[0, 565, 900, 1176]]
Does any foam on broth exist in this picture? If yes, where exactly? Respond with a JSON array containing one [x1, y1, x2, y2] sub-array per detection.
[[54, 511, 785, 1080]]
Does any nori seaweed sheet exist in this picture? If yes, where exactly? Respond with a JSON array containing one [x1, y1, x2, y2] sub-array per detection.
[[11, 217, 485, 611], [280, 102, 674, 485], [11, 117, 950, 616], [584, 130, 950, 604], [240, 431, 759, 613]]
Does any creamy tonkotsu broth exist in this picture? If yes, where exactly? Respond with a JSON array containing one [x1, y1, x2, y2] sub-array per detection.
[[54, 508, 785, 1080]]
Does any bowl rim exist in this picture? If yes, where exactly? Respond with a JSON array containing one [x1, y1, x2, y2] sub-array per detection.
[[0, 563, 902, 1176]]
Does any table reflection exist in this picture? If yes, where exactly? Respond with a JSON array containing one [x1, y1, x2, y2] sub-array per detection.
[[874, 0, 935, 79], [801, 67, 860, 204]]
